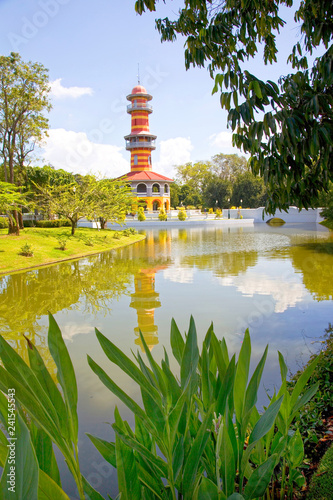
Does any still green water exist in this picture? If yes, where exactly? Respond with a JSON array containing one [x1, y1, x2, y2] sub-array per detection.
[[0, 223, 332, 498]]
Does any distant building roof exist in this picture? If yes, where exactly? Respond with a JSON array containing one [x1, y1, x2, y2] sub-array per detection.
[[119, 170, 173, 182]]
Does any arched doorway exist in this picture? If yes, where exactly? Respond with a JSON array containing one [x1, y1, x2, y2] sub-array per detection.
[[153, 200, 161, 211]]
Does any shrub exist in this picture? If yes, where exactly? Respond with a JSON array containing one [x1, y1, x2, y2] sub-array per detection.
[[0, 217, 9, 228], [56, 237, 68, 250], [288, 324, 333, 459], [128, 227, 137, 234], [178, 208, 187, 220], [23, 220, 35, 227], [158, 207, 167, 221], [208, 208, 214, 214], [20, 243, 34, 256], [122, 229, 131, 237], [36, 219, 71, 228], [113, 231, 121, 239], [307, 444, 333, 500], [137, 207, 146, 221], [215, 208, 222, 219]]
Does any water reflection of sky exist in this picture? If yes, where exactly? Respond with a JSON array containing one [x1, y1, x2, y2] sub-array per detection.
[[0, 223, 332, 499]]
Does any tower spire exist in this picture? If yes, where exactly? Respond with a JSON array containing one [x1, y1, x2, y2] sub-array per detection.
[[137, 63, 140, 84]]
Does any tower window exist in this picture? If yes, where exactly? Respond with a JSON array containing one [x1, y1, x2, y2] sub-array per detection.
[[148, 156, 151, 165], [134, 154, 138, 165]]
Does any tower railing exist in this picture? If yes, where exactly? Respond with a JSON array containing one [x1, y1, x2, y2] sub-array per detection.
[[127, 103, 153, 113], [126, 140, 156, 150]]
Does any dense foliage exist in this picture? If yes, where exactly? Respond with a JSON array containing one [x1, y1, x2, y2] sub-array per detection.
[[135, 0, 333, 214], [172, 154, 266, 209]]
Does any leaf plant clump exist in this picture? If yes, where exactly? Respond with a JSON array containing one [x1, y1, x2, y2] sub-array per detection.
[[0, 315, 320, 500], [88, 317, 320, 500]]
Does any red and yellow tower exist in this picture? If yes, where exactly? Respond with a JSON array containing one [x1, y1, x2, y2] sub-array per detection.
[[123, 84, 173, 212]]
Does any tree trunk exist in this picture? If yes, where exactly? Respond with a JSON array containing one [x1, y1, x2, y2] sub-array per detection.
[[100, 217, 107, 230], [18, 211, 24, 229], [8, 211, 20, 236]]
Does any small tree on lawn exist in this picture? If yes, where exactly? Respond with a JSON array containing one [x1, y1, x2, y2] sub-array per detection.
[[37, 178, 93, 235], [88, 178, 133, 229]]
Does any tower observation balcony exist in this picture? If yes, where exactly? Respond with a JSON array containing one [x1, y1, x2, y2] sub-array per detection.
[[125, 138, 156, 150], [127, 102, 153, 113]]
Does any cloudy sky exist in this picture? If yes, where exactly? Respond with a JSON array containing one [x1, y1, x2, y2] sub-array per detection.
[[0, 0, 309, 179]]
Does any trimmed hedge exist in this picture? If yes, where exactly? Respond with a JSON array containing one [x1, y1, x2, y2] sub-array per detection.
[[35, 219, 71, 228], [307, 443, 333, 499]]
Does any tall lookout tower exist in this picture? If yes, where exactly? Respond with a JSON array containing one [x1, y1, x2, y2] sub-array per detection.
[[123, 84, 173, 211]]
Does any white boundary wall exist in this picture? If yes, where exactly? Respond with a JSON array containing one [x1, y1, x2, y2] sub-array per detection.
[[237, 207, 324, 223]]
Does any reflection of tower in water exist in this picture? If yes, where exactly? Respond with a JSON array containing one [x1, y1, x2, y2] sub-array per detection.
[[130, 268, 164, 350]]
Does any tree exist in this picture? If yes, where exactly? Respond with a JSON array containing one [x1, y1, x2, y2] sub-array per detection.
[[211, 153, 248, 182], [203, 177, 232, 208], [0, 181, 31, 235], [0, 52, 51, 232], [231, 171, 267, 208], [88, 178, 134, 229], [37, 178, 93, 236], [170, 182, 180, 208], [175, 161, 211, 192], [135, 0, 333, 213]]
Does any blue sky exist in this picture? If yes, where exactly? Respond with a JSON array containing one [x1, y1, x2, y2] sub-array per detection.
[[0, 0, 314, 179]]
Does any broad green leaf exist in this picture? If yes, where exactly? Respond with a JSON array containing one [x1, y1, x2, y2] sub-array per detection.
[[0, 391, 9, 427], [170, 318, 185, 365], [0, 336, 62, 434], [136, 463, 165, 500], [278, 351, 288, 381], [48, 313, 78, 441], [172, 435, 184, 481], [168, 390, 188, 447], [182, 406, 213, 496], [141, 387, 165, 438], [180, 316, 199, 391], [198, 476, 219, 500], [227, 495, 245, 500], [161, 359, 182, 404], [216, 355, 236, 417], [114, 408, 141, 500], [288, 429, 304, 468], [82, 475, 107, 500], [86, 434, 116, 468], [290, 382, 319, 421], [0, 368, 66, 453], [248, 396, 284, 446], [220, 414, 237, 497], [134, 414, 153, 452], [38, 470, 71, 500], [26, 336, 70, 443], [211, 332, 228, 382], [234, 330, 251, 423], [201, 343, 211, 409], [243, 345, 268, 419], [95, 328, 162, 404], [0, 412, 39, 500], [139, 330, 168, 399], [243, 454, 277, 499], [31, 425, 61, 486], [289, 355, 320, 409], [88, 356, 149, 425], [113, 423, 168, 478]]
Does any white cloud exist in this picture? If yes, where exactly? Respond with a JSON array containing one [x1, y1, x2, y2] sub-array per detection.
[[154, 137, 193, 178], [215, 272, 308, 313], [209, 131, 247, 156], [61, 322, 94, 342], [163, 266, 195, 284], [41, 128, 129, 177], [50, 78, 93, 99]]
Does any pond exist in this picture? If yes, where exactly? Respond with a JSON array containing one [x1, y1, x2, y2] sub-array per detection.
[[0, 222, 332, 499]]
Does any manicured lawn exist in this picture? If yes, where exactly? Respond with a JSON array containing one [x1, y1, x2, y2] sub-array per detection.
[[0, 227, 145, 275]]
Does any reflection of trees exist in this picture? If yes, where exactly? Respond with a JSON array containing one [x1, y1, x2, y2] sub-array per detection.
[[181, 251, 258, 278], [0, 252, 146, 368], [290, 241, 333, 301]]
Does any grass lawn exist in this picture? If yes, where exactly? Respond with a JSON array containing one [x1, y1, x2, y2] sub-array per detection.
[[307, 443, 333, 499], [320, 219, 333, 230], [0, 227, 145, 275]]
